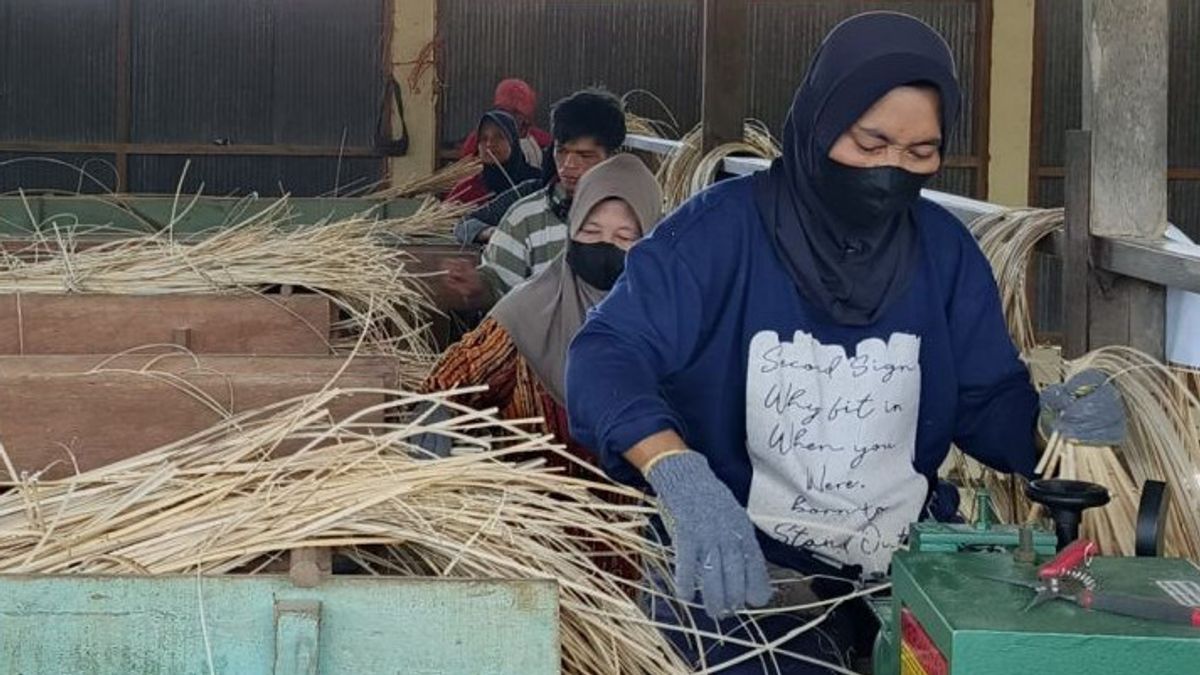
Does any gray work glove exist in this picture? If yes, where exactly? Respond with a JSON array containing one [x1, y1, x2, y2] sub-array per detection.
[[1039, 369, 1127, 446], [646, 451, 773, 618], [453, 217, 490, 245]]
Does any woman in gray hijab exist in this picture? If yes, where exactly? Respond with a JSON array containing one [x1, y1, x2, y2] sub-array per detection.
[[421, 153, 663, 475]]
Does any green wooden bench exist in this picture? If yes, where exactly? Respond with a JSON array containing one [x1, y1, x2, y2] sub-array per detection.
[[0, 573, 559, 674]]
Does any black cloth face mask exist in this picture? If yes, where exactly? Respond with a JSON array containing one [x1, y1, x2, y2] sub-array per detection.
[[814, 157, 931, 233], [566, 241, 626, 291]]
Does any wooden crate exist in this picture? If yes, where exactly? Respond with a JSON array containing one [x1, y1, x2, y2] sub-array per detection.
[[0, 292, 335, 355], [0, 354, 401, 478], [0, 575, 558, 674]]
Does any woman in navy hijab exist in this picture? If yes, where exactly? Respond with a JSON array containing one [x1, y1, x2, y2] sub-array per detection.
[[566, 12, 1123, 672]]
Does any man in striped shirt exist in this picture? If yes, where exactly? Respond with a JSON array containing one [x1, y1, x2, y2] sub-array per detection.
[[445, 89, 627, 307]]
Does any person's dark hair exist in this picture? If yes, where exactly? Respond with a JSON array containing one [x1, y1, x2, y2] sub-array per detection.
[[550, 88, 626, 152]]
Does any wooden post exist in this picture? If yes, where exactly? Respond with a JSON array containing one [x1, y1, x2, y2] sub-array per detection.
[[1062, 130, 1091, 360], [700, 0, 748, 152], [289, 547, 332, 588], [1081, 0, 1169, 358], [114, 0, 132, 193]]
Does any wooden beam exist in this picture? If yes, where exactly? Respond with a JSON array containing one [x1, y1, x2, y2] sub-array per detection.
[[0, 354, 406, 389], [974, 0, 995, 200], [1035, 166, 1200, 181], [1027, 0, 1049, 206], [1062, 130, 1091, 359], [700, 0, 749, 152], [0, 294, 335, 356], [1094, 237, 1200, 295], [1081, 0, 1169, 358], [0, 140, 381, 159], [114, 0, 133, 193]]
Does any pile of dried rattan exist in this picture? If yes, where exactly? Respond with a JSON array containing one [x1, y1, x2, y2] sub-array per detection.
[[0, 385, 881, 674], [372, 156, 481, 201], [946, 207, 1200, 559], [0, 196, 440, 379], [657, 121, 780, 210]]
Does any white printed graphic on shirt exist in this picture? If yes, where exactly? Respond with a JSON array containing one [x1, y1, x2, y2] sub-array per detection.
[[744, 330, 926, 575]]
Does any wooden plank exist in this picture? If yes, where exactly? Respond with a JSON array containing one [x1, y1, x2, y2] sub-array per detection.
[[1095, 236, 1200, 295], [1088, 273, 1166, 360], [114, 0, 132, 193], [0, 195, 424, 235], [700, 0, 748, 152], [0, 371, 386, 477], [0, 140, 381, 158], [0, 354, 406, 389], [1062, 130, 1092, 358], [274, 599, 322, 674], [0, 294, 335, 355], [974, 0, 994, 199], [0, 575, 559, 674]]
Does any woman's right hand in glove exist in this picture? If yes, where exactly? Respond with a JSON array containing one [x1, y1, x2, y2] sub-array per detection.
[[644, 450, 774, 619]]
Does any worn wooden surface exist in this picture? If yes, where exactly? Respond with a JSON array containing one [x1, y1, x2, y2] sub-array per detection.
[[1087, 274, 1167, 359], [0, 574, 559, 675], [0, 293, 334, 355], [701, 0, 749, 152], [0, 369, 387, 477], [0, 353, 405, 388], [1062, 130, 1092, 359], [0, 195, 426, 235], [1082, 0, 1169, 239], [1078, 0, 1169, 357]]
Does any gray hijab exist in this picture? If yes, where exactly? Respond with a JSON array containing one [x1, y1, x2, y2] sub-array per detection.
[[492, 153, 663, 404]]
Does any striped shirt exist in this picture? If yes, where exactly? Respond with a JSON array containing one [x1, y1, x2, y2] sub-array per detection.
[[479, 183, 570, 303]]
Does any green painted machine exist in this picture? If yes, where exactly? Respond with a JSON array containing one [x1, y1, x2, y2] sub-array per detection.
[[873, 482, 1200, 674]]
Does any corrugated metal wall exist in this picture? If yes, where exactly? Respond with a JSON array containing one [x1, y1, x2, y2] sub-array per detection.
[[437, 0, 703, 148], [1033, 0, 1200, 239], [745, 0, 985, 196], [439, 0, 989, 196], [131, 0, 382, 147], [0, 0, 386, 196], [0, 0, 119, 144], [0, 1, 119, 193]]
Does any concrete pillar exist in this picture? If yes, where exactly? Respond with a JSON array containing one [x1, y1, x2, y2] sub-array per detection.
[[1082, 0, 1169, 239], [987, 0, 1036, 206], [1081, 0, 1170, 358], [388, 0, 438, 180]]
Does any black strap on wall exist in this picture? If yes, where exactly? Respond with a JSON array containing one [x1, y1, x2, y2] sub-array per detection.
[[375, 75, 409, 157]]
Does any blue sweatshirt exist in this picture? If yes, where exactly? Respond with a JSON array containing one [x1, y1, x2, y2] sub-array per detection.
[[566, 177, 1037, 575]]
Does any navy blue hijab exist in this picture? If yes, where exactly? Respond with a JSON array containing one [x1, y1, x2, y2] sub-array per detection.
[[477, 110, 541, 193], [752, 12, 961, 326]]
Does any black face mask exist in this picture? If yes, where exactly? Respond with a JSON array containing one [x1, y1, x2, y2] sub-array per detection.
[[814, 157, 931, 232], [566, 241, 626, 290]]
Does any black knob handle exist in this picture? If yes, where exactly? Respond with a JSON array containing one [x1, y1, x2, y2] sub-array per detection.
[[1026, 479, 1111, 550]]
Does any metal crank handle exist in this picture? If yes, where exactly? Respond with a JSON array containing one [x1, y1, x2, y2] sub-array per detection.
[[1038, 538, 1097, 580], [1078, 590, 1200, 627]]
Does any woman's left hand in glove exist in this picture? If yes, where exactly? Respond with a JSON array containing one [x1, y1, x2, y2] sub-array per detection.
[[1039, 369, 1127, 446]]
